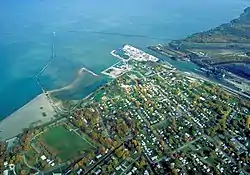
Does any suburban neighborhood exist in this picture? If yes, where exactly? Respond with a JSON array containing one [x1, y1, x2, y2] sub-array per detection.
[[1, 46, 250, 175]]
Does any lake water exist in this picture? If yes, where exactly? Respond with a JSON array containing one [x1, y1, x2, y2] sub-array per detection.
[[0, 0, 250, 119]]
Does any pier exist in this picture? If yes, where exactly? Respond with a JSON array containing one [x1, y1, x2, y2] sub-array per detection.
[[110, 50, 126, 61], [36, 32, 56, 78], [79, 67, 98, 76]]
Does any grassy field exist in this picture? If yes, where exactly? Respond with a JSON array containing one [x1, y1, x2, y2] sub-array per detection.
[[41, 126, 95, 161], [93, 89, 105, 101], [25, 148, 38, 166], [152, 120, 169, 130], [128, 71, 144, 79]]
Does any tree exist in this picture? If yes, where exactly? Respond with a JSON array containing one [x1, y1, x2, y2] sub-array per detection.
[[219, 116, 227, 130], [150, 107, 154, 114], [132, 140, 138, 147], [122, 149, 130, 159], [171, 117, 177, 131], [210, 150, 217, 159], [76, 120, 84, 127], [190, 126, 196, 136], [246, 115, 250, 129], [107, 165, 113, 173], [174, 158, 180, 167], [137, 158, 146, 169], [99, 136, 105, 144], [105, 138, 112, 148], [90, 132, 98, 140], [115, 147, 124, 158], [135, 101, 140, 108], [99, 147, 106, 154], [172, 169, 178, 175], [169, 136, 174, 145], [160, 139, 165, 147], [112, 158, 119, 167], [136, 145, 142, 153], [209, 127, 217, 137], [112, 140, 119, 148], [73, 163, 79, 170], [81, 157, 88, 165], [20, 170, 26, 175], [0, 142, 6, 154], [121, 122, 129, 134], [89, 151, 95, 158]]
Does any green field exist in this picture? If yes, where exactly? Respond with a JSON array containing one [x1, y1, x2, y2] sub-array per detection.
[[152, 120, 169, 129], [93, 89, 105, 101], [25, 148, 38, 166], [41, 126, 95, 161]]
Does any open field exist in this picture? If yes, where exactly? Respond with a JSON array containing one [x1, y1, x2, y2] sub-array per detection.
[[152, 120, 169, 130], [93, 89, 105, 101], [41, 126, 94, 161]]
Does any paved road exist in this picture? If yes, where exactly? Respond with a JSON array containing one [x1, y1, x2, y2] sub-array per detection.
[[120, 157, 140, 175], [186, 72, 250, 100], [142, 151, 157, 175], [83, 135, 133, 175], [155, 136, 202, 163]]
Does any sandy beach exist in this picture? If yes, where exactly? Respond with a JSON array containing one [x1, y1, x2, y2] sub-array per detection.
[[0, 93, 56, 141]]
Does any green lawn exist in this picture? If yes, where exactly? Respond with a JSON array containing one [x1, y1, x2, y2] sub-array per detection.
[[128, 71, 144, 79], [93, 89, 105, 101], [152, 120, 169, 129], [206, 156, 217, 165], [41, 126, 95, 161], [25, 148, 38, 166]]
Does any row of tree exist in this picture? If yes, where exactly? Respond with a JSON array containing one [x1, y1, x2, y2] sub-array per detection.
[[0, 142, 6, 173]]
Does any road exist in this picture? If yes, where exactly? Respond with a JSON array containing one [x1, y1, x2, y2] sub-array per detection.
[[22, 155, 40, 173], [155, 136, 202, 163], [186, 72, 250, 100], [142, 151, 157, 175], [82, 135, 133, 175], [120, 157, 140, 175], [60, 135, 133, 175]]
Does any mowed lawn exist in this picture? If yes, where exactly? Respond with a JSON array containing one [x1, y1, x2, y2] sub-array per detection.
[[42, 126, 94, 161]]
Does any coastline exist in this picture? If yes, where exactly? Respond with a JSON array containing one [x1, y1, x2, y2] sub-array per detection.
[[0, 93, 56, 141], [0, 66, 100, 142]]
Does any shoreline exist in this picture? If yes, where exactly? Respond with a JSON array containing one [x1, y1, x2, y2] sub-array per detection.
[[0, 93, 56, 141], [1, 46, 249, 141], [0, 66, 101, 141]]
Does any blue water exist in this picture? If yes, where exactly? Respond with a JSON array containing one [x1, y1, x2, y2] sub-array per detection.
[[0, 0, 250, 119]]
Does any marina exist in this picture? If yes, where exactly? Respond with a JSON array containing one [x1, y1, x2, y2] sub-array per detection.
[[102, 45, 159, 78]]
